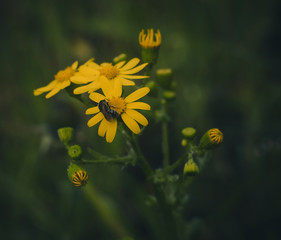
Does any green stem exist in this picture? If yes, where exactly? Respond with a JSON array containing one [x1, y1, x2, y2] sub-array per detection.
[[84, 183, 128, 238], [80, 156, 133, 164], [163, 152, 188, 175], [162, 121, 170, 168], [130, 135, 154, 178]]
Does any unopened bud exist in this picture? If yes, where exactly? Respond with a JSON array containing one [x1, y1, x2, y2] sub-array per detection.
[[57, 127, 73, 145], [68, 145, 82, 160], [113, 53, 127, 64], [199, 128, 223, 150], [181, 127, 196, 139], [156, 68, 173, 89], [183, 159, 199, 176], [67, 163, 88, 187]]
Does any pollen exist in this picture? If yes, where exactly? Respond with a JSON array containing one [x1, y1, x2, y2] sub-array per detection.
[[55, 67, 75, 82], [108, 97, 126, 115], [72, 170, 88, 187], [139, 29, 162, 48], [208, 128, 223, 144], [99, 63, 119, 80]]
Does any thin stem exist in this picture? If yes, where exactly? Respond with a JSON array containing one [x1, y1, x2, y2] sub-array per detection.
[[84, 183, 129, 238], [80, 156, 133, 165], [162, 121, 170, 168], [163, 152, 188, 175]]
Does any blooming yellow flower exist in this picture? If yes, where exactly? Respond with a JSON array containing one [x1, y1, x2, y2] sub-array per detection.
[[71, 58, 148, 98], [139, 29, 161, 48], [85, 84, 151, 143], [33, 61, 78, 98]]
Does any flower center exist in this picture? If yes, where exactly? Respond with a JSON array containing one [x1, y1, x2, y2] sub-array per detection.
[[99, 63, 119, 80], [108, 97, 126, 115], [55, 67, 75, 82]]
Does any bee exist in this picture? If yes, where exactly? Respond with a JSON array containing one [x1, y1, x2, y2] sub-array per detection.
[[98, 100, 119, 122]]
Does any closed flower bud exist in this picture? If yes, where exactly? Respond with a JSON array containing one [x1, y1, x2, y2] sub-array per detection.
[[163, 90, 176, 100], [68, 145, 82, 160], [156, 68, 173, 89], [139, 29, 161, 66], [57, 127, 73, 145], [145, 81, 157, 96], [199, 128, 223, 150], [181, 139, 188, 147], [67, 163, 88, 187], [183, 159, 199, 176], [181, 127, 197, 139], [113, 53, 127, 64]]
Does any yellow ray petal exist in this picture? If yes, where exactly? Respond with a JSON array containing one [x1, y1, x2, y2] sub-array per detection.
[[79, 65, 100, 77], [119, 58, 140, 71], [121, 113, 140, 134], [71, 61, 78, 70], [71, 75, 93, 84], [126, 109, 148, 126], [85, 106, 99, 115], [87, 112, 104, 127], [121, 75, 149, 79], [122, 79, 135, 86], [115, 60, 126, 69], [98, 118, 108, 137], [33, 80, 57, 96], [113, 78, 122, 97], [89, 92, 106, 103], [126, 102, 151, 110], [105, 120, 117, 143], [125, 87, 150, 103], [73, 81, 100, 94], [121, 63, 148, 75], [46, 87, 61, 98], [59, 80, 71, 89]]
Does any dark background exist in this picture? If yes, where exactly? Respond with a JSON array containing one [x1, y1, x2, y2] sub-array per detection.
[[1, 0, 281, 239]]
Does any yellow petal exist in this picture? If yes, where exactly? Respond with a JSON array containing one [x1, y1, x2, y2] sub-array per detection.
[[121, 75, 149, 79], [115, 60, 126, 69], [119, 58, 140, 71], [87, 112, 104, 127], [126, 102, 151, 110], [71, 61, 79, 70], [121, 113, 140, 134], [71, 75, 93, 84], [46, 87, 61, 98], [113, 78, 122, 97], [120, 63, 148, 75], [98, 118, 108, 137], [126, 109, 148, 126], [33, 80, 57, 96], [89, 92, 106, 103], [120, 78, 135, 86], [105, 120, 117, 143], [125, 87, 150, 103], [59, 80, 71, 89], [73, 82, 100, 94], [85, 106, 99, 115], [79, 65, 100, 77]]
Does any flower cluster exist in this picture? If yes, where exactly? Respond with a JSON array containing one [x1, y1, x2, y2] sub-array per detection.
[[34, 56, 151, 142]]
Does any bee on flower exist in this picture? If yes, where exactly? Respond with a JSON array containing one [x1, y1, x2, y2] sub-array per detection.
[[85, 83, 151, 143]]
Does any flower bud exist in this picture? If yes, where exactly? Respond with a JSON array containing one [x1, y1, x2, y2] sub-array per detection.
[[68, 145, 83, 160], [163, 90, 176, 100], [181, 127, 197, 139], [156, 68, 173, 89], [145, 80, 157, 96], [183, 159, 199, 176], [57, 127, 73, 145], [181, 139, 188, 147], [139, 29, 161, 66], [113, 53, 127, 64], [67, 163, 88, 187], [199, 128, 223, 150]]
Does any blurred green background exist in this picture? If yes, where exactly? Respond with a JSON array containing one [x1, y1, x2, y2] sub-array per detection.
[[1, 0, 281, 239]]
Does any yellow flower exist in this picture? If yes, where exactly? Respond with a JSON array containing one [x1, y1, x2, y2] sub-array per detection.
[[208, 128, 224, 144], [71, 58, 148, 98], [85, 84, 151, 143], [34, 61, 78, 98], [139, 29, 162, 48]]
